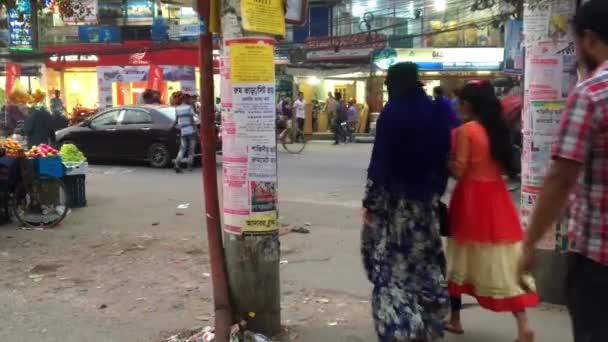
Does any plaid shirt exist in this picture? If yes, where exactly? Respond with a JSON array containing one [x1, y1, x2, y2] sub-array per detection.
[[552, 61, 608, 265]]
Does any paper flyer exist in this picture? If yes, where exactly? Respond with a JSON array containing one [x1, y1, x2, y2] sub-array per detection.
[[222, 37, 278, 236], [241, 0, 286, 36]]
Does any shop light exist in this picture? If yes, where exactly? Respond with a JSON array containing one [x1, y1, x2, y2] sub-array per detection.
[[368, 0, 377, 8], [477, 71, 492, 75], [434, 0, 447, 12], [308, 76, 321, 85], [425, 72, 440, 76], [352, 4, 365, 17]]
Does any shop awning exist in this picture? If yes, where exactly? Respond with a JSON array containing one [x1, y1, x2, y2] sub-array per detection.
[[44, 41, 215, 68]]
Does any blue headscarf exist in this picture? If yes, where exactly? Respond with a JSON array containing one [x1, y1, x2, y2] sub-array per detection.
[[367, 63, 450, 202]]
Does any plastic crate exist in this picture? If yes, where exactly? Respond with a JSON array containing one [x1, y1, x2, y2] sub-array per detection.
[[64, 161, 88, 176], [63, 175, 87, 208], [34, 156, 65, 178]]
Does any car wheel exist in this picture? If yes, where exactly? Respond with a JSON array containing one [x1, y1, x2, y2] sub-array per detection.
[[148, 143, 171, 168]]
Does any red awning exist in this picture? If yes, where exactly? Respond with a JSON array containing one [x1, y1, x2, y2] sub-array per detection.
[[44, 41, 220, 69]]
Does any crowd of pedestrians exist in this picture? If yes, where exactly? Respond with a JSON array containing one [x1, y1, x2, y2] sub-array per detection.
[[361, 1, 608, 341]]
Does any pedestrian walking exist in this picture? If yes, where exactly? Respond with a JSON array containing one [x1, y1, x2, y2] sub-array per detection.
[[445, 81, 538, 342], [172, 92, 197, 173], [332, 92, 346, 145], [23, 104, 54, 149], [520, 2, 608, 341], [50, 90, 65, 116], [433, 86, 460, 130], [361, 62, 451, 342], [325, 91, 337, 131], [293, 92, 306, 140], [346, 98, 358, 143]]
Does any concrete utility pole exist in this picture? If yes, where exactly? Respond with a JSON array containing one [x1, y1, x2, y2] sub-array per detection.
[[219, 0, 281, 336], [521, 0, 577, 304]]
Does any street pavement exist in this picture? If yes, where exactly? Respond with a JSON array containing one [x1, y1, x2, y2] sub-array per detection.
[[0, 142, 572, 341]]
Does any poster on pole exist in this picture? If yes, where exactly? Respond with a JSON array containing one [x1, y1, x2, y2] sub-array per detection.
[[241, 0, 286, 36], [521, 0, 577, 252], [222, 37, 278, 235]]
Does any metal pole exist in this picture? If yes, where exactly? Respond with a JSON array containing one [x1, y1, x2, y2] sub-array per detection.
[[197, 0, 233, 340]]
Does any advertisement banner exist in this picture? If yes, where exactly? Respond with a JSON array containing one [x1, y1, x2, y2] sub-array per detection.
[[222, 37, 277, 236], [78, 25, 121, 43], [521, 0, 577, 252], [147, 65, 163, 91], [504, 20, 524, 74], [63, 0, 97, 24], [241, 0, 285, 36], [0, 7, 8, 53], [8, 0, 33, 51], [5, 63, 21, 96]]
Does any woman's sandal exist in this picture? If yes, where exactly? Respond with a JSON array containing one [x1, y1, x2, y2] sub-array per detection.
[[444, 322, 464, 335]]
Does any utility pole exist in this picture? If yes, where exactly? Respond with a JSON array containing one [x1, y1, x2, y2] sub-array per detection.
[[219, 0, 281, 336], [521, 0, 577, 304], [197, 0, 233, 340]]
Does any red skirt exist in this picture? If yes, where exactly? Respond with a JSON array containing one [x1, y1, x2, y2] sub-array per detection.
[[449, 178, 523, 243]]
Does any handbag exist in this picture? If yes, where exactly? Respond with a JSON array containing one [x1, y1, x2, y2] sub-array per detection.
[[437, 201, 450, 237]]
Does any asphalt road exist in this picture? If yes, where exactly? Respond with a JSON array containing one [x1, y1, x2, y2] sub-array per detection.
[[0, 142, 570, 342]]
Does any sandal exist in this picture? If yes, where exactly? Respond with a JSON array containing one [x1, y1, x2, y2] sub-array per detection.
[[444, 322, 464, 335]]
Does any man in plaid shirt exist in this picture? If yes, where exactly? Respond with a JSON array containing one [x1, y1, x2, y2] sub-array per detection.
[[521, 1, 608, 341]]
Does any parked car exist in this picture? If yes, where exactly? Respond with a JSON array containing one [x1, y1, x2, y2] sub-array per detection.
[[55, 105, 219, 168]]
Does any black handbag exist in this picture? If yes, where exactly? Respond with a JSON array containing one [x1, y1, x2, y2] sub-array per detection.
[[437, 201, 450, 237]]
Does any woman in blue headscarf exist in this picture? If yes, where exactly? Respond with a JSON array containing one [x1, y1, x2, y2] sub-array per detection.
[[362, 62, 451, 341]]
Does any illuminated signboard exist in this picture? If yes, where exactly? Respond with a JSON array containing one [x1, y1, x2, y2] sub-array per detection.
[[8, 0, 33, 51], [374, 48, 505, 71]]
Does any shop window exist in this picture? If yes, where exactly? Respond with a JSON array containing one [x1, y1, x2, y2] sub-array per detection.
[[122, 109, 152, 125], [91, 110, 120, 128]]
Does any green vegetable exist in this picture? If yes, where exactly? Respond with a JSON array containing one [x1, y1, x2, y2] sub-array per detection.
[[59, 144, 86, 162]]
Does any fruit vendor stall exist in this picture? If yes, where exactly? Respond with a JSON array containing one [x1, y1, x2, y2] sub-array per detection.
[[0, 85, 89, 228]]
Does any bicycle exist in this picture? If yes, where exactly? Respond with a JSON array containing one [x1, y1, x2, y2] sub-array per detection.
[[10, 157, 68, 228], [278, 118, 307, 154]]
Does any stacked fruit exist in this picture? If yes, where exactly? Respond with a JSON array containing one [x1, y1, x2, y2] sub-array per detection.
[[2, 138, 23, 158], [25, 144, 59, 158], [59, 144, 86, 162]]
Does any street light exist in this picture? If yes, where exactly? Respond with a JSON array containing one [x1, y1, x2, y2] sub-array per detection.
[[434, 0, 447, 12]]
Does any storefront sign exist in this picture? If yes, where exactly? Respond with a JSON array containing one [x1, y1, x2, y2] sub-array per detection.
[[63, 0, 97, 24], [5, 63, 21, 95], [306, 33, 386, 61], [98, 0, 123, 21], [168, 23, 200, 42], [96, 65, 196, 109], [48, 54, 99, 67], [126, 0, 154, 24], [373, 48, 504, 71], [78, 25, 121, 43], [222, 37, 278, 235], [8, 0, 33, 51], [241, 0, 285, 36], [504, 20, 524, 74]]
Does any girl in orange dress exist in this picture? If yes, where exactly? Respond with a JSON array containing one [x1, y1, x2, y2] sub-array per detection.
[[445, 81, 539, 342]]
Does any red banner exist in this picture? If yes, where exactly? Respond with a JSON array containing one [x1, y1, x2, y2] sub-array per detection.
[[5, 63, 21, 95], [146, 64, 164, 91]]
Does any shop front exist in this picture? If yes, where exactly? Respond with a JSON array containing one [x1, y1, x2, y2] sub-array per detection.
[[44, 42, 220, 114], [288, 67, 370, 134], [371, 47, 505, 102]]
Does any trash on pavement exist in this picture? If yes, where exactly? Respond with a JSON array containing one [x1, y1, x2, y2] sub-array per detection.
[[316, 298, 330, 304], [279, 260, 289, 265], [327, 321, 338, 326], [290, 226, 310, 234], [177, 203, 190, 209]]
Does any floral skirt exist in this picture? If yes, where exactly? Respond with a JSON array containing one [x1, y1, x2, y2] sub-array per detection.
[[362, 194, 449, 341]]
